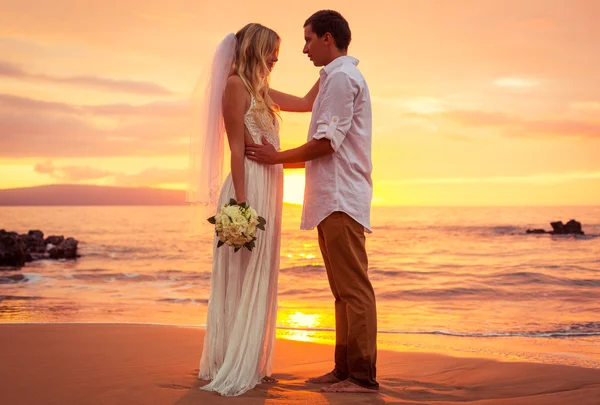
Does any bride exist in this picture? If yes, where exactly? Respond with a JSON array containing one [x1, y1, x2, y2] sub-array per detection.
[[187, 23, 318, 396]]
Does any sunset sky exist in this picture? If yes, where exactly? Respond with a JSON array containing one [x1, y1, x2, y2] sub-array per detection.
[[1, 0, 599, 205]]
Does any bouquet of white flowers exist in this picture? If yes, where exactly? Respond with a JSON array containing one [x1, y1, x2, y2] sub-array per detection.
[[207, 199, 266, 252]]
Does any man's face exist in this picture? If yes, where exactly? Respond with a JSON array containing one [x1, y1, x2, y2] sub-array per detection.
[[303, 24, 326, 66]]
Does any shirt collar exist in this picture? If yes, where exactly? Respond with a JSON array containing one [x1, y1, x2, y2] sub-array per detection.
[[320, 55, 359, 77]]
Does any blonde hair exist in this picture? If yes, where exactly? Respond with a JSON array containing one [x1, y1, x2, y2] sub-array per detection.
[[234, 23, 280, 123]]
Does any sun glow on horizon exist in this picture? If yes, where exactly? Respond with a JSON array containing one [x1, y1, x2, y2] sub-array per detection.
[[276, 311, 324, 342], [283, 171, 306, 205]]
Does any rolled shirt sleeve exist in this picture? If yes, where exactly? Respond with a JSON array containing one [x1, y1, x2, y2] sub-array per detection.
[[312, 71, 356, 152]]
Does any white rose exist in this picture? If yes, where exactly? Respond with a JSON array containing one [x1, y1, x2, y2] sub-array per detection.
[[222, 225, 233, 238], [232, 213, 247, 226], [218, 213, 230, 227], [223, 205, 241, 219], [228, 224, 243, 240]]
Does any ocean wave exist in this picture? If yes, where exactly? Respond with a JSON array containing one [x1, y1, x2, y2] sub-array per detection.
[[277, 322, 600, 338], [280, 265, 325, 274], [21, 273, 43, 284], [0, 274, 27, 284], [157, 298, 208, 304], [279, 288, 330, 298], [72, 272, 156, 282], [0, 273, 43, 285], [80, 245, 192, 260], [0, 295, 45, 301], [380, 322, 600, 338], [70, 271, 211, 283], [279, 265, 448, 280], [379, 287, 499, 299], [372, 225, 523, 236], [377, 287, 600, 301], [491, 271, 600, 287], [372, 224, 600, 238], [370, 269, 447, 280]]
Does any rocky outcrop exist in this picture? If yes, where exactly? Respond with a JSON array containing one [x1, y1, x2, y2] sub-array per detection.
[[0, 229, 79, 268], [48, 237, 78, 259], [526, 219, 585, 235], [0, 230, 26, 267]]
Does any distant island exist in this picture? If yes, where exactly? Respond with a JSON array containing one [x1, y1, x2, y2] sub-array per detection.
[[0, 185, 187, 206]]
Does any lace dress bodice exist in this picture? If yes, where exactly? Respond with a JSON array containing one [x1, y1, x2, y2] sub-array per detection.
[[244, 96, 280, 150]]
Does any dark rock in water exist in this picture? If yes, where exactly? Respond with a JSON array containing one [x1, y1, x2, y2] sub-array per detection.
[[28, 230, 44, 239], [63, 238, 78, 259], [49, 237, 79, 259], [21, 230, 46, 253], [48, 246, 60, 259], [0, 230, 26, 267], [550, 221, 566, 233], [44, 235, 65, 246], [526, 229, 547, 234], [0, 229, 79, 268], [527, 219, 584, 235], [567, 219, 584, 234], [551, 219, 584, 235]]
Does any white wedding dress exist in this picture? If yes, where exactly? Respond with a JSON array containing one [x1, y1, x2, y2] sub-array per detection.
[[198, 96, 283, 396]]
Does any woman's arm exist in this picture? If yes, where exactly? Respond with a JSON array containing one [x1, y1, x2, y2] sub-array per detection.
[[222, 76, 248, 203], [270, 79, 319, 112]]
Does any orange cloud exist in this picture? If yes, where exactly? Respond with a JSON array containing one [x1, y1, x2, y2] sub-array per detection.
[[113, 167, 186, 187], [442, 110, 600, 138], [0, 61, 176, 95], [0, 112, 187, 157], [0, 94, 190, 157], [33, 162, 187, 188], [0, 94, 187, 117], [34, 161, 114, 181]]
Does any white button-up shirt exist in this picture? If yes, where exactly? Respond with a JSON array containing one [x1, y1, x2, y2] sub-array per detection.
[[301, 55, 373, 233]]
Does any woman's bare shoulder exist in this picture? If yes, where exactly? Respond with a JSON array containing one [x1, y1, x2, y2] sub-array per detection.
[[225, 75, 246, 91], [223, 75, 251, 115]]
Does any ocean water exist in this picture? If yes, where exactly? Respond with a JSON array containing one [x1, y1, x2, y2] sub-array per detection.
[[1, 206, 599, 368]]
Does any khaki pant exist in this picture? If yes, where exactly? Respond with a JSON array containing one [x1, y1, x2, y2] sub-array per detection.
[[317, 211, 378, 389]]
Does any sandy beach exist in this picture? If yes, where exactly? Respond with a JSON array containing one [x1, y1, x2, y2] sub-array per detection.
[[1, 323, 599, 405]]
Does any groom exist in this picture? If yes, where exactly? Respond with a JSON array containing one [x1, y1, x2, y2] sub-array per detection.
[[246, 10, 378, 394]]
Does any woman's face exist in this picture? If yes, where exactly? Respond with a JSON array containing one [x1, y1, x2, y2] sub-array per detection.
[[266, 42, 280, 72]]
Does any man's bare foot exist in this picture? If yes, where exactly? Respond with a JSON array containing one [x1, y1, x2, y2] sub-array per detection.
[[320, 379, 378, 394], [306, 372, 342, 384], [261, 376, 278, 384]]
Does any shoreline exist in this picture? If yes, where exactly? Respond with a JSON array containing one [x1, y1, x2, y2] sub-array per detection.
[[2, 321, 599, 369], [3, 320, 599, 338]]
